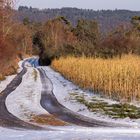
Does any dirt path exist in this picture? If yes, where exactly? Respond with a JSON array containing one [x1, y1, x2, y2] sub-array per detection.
[[0, 60, 41, 129], [0, 57, 132, 129], [38, 67, 131, 128]]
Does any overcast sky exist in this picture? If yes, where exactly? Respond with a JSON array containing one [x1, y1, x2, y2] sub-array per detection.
[[16, 0, 140, 11]]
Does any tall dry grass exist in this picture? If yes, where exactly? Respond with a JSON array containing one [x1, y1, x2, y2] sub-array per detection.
[[52, 55, 140, 102]]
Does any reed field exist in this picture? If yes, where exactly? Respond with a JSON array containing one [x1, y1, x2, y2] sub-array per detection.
[[52, 55, 140, 102]]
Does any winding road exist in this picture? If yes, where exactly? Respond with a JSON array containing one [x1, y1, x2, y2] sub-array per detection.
[[0, 60, 41, 129], [39, 68, 131, 127], [0, 57, 134, 131]]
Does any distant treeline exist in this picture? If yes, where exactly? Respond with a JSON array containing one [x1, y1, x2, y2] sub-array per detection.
[[17, 6, 140, 32], [32, 16, 140, 65], [1, 3, 140, 78]]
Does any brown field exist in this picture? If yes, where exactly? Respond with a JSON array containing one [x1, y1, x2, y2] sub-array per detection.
[[52, 55, 140, 102]]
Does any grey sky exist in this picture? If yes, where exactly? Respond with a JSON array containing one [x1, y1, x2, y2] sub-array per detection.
[[17, 0, 140, 11]]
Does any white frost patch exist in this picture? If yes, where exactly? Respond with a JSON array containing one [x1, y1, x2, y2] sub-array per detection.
[[1, 126, 140, 140], [6, 67, 48, 121], [0, 59, 25, 93], [0, 75, 16, 93], [41, 66, 140, 127]]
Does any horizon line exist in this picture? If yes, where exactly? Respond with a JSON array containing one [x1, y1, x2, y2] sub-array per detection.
[[16, 5, 140, 12]]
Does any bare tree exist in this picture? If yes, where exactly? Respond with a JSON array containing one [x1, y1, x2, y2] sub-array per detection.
[[0, 0, 15, 38]]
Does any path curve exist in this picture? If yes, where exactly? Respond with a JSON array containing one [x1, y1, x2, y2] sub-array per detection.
[[0, 60, 41, 129], [38, 67, 132, 128]]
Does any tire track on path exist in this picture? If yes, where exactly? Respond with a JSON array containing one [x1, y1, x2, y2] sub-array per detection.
[[39, 67, 132, 128], [0, 60, 41, 129]]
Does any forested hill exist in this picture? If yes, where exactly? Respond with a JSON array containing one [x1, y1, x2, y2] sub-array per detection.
[[17, 6, 140, 32]]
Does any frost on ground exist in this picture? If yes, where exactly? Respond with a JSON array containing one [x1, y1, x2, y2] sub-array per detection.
[[1, 59, 140, 140], [0, 75, 16, 93], [1, 126, 140, 140], [42, 66, 140, 127], [6, 66, 48, 122], [0, 58, 31, 93]]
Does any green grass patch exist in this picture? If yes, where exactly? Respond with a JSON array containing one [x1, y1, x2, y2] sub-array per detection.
[[70, 93, 140, 119]]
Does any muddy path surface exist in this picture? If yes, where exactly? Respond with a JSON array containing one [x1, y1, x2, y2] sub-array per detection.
[[0, 57, 133, 130], [1, 58, 140, 140], [0, 60, 41, 130], [38, 67, 131, 128]]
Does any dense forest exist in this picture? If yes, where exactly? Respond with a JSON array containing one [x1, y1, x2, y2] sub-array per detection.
[[32, 15, 140, 65], [17, 6, 140, 32], [1, 3, 140, 79]]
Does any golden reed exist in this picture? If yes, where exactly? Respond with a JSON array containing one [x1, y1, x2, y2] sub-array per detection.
[[52, 55, 140, 102]]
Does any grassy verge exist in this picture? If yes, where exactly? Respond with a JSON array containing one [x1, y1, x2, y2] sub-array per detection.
[[0, 58, 19, 82], [52, 55, 140, 102], [0, 74, 6, 81], [30, 114, 67, 126], [69, 93, 140, 119]]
